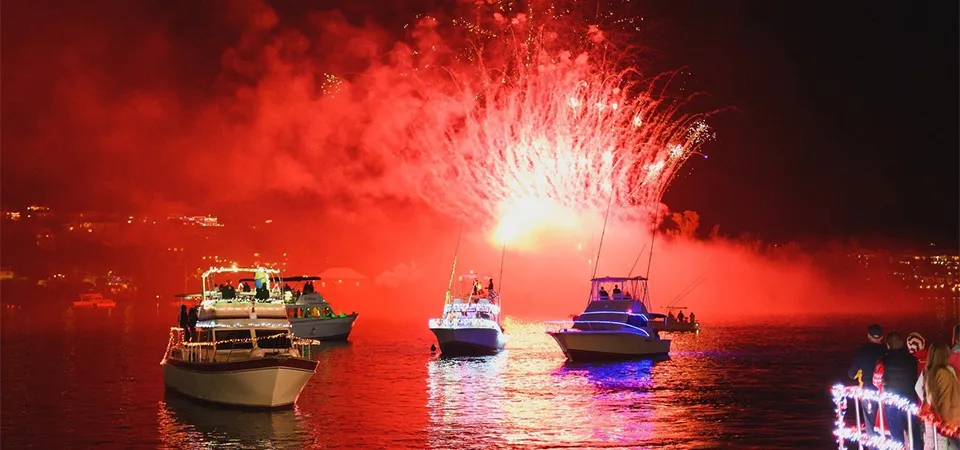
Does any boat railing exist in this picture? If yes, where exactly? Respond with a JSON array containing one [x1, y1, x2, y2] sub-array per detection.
[[542, 319, 651, 337], [162, 327, 321, 364], [832, 384, 960, 450], [428, 317, 500, 329]]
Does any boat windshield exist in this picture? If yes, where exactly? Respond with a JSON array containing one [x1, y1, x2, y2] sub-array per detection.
[[214, 329, 254, 350], [255, 329, 291, 349], [584, 300, 633, 313]]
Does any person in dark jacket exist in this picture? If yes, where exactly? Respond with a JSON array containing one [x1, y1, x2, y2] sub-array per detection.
[[848, 324, 886, 435], [178, 305, 190, 341], [187, 307, 199, 342], [880, 332, 923, 450]]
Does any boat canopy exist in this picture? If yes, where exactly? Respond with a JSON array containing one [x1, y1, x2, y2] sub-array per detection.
[[237, 275, 322, 284], [585, 275, 651, 310], [458, 272, 493, 280], [590, 276, 648, 282]]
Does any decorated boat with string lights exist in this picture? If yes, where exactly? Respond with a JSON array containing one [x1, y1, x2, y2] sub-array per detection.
[[238, 275, 358, 340], [429, 268, 506, 356], [831, 384, 960, 450], [161, 266, 320, 408], [546, 276, 670, 362]]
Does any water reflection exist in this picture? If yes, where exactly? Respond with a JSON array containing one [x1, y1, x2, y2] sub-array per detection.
[[157, 393, 309, 449], [426, 354, 508, 448]]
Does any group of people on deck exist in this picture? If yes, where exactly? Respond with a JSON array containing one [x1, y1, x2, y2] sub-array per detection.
[[470, 278, 495, 298], [848, 323, 960, 449], [668, 310, 696, 324], [212, 280, 273, 301], [598, 285, 633, 300]]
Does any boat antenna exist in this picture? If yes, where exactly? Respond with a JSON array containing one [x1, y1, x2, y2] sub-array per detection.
[[497, 243, 506, 325], [591, 190, 616, 280], [643, 205, 663, 280], [667, 276, 706, 308], [445, 230, 462, 303], [626, 244, 647, 278]]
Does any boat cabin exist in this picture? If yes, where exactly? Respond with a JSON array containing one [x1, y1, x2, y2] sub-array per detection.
[[204, 266, 283, 302], [572, 276, 652, 332]]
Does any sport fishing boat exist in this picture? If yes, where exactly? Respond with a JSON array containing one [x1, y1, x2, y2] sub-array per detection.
[[161, 266, 320, 408], [72, 292, 116, 308], [429, 271, 506, 356], [277, 275, 358, 340], [546, 276, 670, 362], [649, 307, 700, 332]]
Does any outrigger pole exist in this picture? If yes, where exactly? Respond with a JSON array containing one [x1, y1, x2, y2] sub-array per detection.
[[445, 230, 462, 303], [626, 244, 648, 278], [591, 190, 616, 280]]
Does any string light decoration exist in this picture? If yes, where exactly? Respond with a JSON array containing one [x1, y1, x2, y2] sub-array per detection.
[[832, 383, 960, 450], [161, 328, 320, 365]]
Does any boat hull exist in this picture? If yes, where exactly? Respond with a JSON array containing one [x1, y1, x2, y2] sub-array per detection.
[[162, 357, 317, 408], [289, 315, 357, 341], [651, 321, 699, 332], [548, 331, 671, 362], [430, 327, 505, 356], [73, 301, 117, 308]]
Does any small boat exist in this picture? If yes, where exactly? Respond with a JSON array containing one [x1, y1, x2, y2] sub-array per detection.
[[428, 235, 507, 356], [649, 307, 700, 332], [276, 275, 358, 340], [161, 266, 320, 408], [546, 276, 670, 362], [429, 271, 506, 356], [72, 292, 117, 308]]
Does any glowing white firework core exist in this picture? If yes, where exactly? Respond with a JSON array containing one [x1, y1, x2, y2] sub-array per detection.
[[399, 7, 714, 248]]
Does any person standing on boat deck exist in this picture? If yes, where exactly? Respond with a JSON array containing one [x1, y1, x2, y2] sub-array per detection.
[[187, 307, 199, 342], [949, 324, 960, 379], [677, 311, 685, 323], [689, 312, 696, 324], [612, 285, 622, 297], [848, 324, 887, 436], [921, 342, 960, 449], [879, 332, 923, 450], [178, 305, 190, 340], [487, 278, 494, 293]]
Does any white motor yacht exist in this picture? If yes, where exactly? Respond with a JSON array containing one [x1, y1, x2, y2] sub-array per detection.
[[257, 275, 358, 340], [161, 266, 320, 408], [546, 276, 670, 362], [429, 271, 506, 356]]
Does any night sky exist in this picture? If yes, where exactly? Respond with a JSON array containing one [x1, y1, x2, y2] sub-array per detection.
[[2, 0, 957, 246]]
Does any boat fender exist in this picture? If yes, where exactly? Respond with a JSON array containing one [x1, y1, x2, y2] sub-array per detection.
[[251, 348, 266, 359]]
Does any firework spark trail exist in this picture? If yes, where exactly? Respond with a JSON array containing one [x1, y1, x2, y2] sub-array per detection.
[[396, 2, 716, 246]]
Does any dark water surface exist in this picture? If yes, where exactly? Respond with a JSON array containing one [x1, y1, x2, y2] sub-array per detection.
[[1, 305, 952, 449]]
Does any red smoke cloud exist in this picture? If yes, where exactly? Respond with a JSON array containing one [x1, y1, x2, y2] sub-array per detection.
[[1, 0, 912, 320]]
